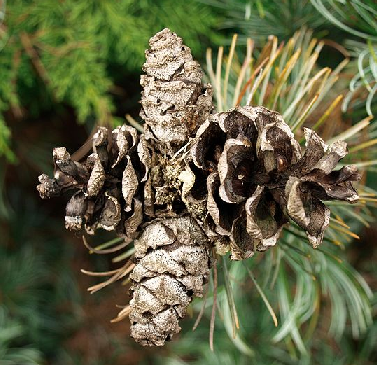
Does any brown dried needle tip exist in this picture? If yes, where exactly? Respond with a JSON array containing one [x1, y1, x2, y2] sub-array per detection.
[[190, 106, 360, 259], [140, 28, 213, 154]]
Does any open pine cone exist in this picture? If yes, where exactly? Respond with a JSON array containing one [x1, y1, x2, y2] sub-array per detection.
[[191, 106, 360, 259], [37, 28, 361, 346], [37, 125, 147, 238]]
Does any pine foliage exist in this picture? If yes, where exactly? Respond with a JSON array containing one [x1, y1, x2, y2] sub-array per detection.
[[0, 307, 42, 365], [309, 0, 377, 116], [0, 191, 82, 363], [203, 0, 377, 119], [200, 0, 329, 44], [0, 0, 221, 161]]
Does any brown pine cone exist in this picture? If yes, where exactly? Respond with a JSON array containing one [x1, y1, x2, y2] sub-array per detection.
[[129, 216, 211, 346], [140, 28, 213, 155], [191, 106, 360, 259], [37, 125, 150, 238]]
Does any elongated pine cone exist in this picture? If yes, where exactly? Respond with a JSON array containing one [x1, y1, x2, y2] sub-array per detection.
[[191, 106, 360, 259], [129, 216, 211, 346], [37, 125, 151, 238], [141, 28, 213, 155]]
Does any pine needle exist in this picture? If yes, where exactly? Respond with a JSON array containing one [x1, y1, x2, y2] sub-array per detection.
[[223, 34, 238, 108], [87, 262, 135, 294], [284, 67, 331, 121], [111, 305, 131, 323], [292, 94, 319, 132], [248, 41, 284, 105], [81, 268, 120, 277], [366, 83, 377, 116], [258, 36, 279, 105], [247, 66, 266, 105], [216, 46, 224, 111], [244, 264, 278, 327], [271, 48, 302, 109], [328, 223, 360, 240], [94, 237, 124, 251], [237, 57, 269, 105], [350, 138, 377, 153], [210, 261, 218, 351], [223, 257, 240, 338], [359, 197, 377, 203], [193, 285, 209, 331], [112, 247, 135, 263], [125, 114, 143, 133], [233, 38, 253, 106], [330, 216, 351, 229], [327, 116, 372, 144], [206, 47, 216, 87], [82, 235, 131, 254], [351, 159, 377, 168], [311, 95, 344, 132]]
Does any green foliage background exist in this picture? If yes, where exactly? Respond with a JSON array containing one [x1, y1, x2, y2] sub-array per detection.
[[0, 1, 376, 364]]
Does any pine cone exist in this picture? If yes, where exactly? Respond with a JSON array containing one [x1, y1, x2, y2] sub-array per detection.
[[37, 125, 150, 238], [191, 106, 360, 259], [129, 216, 211, 346], [140, 28, 213, 155]]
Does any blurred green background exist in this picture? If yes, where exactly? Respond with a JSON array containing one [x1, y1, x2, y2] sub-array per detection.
[[1, 1, 376, 364]]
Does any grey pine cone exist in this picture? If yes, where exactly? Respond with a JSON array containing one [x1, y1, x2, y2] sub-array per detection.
[[129, 216, 210, 346], [141, 28, 213, 155]]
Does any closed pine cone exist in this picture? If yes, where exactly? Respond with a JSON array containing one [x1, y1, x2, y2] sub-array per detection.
[[129, 216, 211, 346]]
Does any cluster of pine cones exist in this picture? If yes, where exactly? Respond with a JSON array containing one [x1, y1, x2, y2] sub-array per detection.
[[37, 28, 360, 346]]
